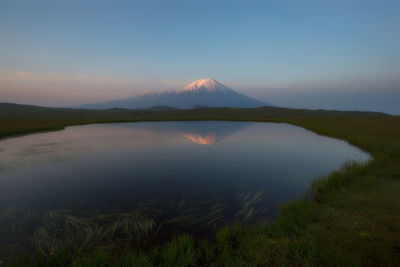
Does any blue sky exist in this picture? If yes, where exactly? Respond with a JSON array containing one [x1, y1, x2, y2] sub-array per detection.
[[1, 0, 399, 113]]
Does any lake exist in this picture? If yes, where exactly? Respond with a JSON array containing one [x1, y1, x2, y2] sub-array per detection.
[[0, 121, 369, 251]]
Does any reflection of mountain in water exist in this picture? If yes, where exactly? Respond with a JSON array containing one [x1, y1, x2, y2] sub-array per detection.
[[0, 122, 252, 172], [134, 121, 254, 145], [183, 133, 217, 145]]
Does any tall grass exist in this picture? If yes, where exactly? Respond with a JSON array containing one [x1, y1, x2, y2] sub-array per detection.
[[308, 160, 369, 203]]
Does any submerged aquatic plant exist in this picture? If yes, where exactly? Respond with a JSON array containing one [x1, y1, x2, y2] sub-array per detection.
[[1, 191, 263, 260], [0, 193, 231, 258], [158, 195, 229, 232], [235, 191, 266, 222], [108, 215, 157, 242], [0, 208, 160, 258]]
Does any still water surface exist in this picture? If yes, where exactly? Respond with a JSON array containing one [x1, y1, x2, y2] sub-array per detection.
[[0, 122, 369, 246]]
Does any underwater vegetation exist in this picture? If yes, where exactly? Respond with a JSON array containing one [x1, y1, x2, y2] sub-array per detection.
[[0, 191, 266, 262], [235, 192, 265, 222]]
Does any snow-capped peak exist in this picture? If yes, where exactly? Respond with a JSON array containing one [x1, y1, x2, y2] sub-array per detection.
[[79, 78, 267, 109], [178, 78, 232, 93]]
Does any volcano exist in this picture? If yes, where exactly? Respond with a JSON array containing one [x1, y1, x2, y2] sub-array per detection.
[[80, 78, 268, 109]]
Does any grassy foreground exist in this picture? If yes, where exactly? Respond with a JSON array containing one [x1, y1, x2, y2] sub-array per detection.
[[1, 103, 400, 266]]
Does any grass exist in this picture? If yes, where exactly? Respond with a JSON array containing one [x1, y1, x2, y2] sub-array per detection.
[[0, 103, 400, 266]]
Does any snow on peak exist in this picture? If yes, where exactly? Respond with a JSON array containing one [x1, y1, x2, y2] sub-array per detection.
[[179, 78, 232, 93]]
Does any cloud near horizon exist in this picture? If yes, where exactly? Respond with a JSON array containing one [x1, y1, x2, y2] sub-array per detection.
[[0, 70, 191, 106]]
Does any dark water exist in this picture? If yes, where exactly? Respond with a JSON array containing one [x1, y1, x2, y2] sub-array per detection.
[[0, 121, 369, 250]]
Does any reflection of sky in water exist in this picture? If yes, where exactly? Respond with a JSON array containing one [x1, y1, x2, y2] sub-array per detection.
[[0, 125, 174, 170], [0, 122, 254, 170], [0, 121, 370, 233]]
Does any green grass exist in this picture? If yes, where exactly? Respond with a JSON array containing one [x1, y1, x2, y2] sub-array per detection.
[[1, 103, 400, 266]]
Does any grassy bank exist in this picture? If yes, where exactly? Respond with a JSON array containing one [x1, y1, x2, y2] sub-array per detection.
[[1, 103, 400, 266]]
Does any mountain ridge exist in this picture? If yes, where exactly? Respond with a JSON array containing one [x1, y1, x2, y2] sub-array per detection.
[[79, 78, 268, 109]]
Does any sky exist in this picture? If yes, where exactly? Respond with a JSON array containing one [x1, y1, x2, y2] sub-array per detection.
[[1, 0, 399, 114]]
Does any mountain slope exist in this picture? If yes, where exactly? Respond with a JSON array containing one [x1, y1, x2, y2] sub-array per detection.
[[80, 78, 268, 109]]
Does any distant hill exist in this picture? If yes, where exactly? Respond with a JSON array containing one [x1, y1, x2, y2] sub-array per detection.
[[0, 102, 390, 139], [78, 78, 268, 109]]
